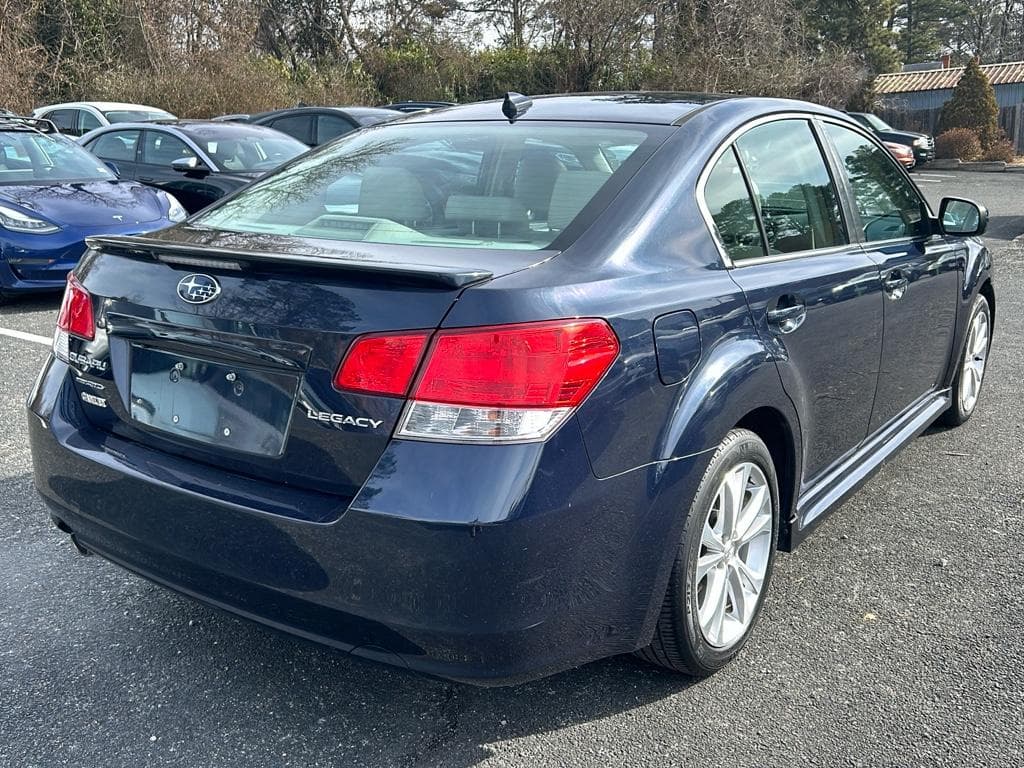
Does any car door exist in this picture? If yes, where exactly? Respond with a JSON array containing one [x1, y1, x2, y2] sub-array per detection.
[[704, 117, 884, 482], [316, 113, 358, 145], [821, 121, 961, 432], [84, 129, 142, 178], [137, 129, 218, 213]]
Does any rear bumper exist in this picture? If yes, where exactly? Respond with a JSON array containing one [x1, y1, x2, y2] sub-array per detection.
[[28, 356, 706, 684]]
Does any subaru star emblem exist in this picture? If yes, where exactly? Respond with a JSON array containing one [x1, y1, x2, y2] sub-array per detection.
[[176, 274, 221, 304]]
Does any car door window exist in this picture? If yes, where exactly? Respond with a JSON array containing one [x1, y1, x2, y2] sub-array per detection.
[[317, 114, 356, 144], [703, 147, 765, 261], [735, 120, 847, 255], [268, 116, 313, 145], [79, 110, 102, 134], [88, 129, 141, 163], [823, 123, 927, 243], [140, 131, 197, 166], [46, 109, 80, 135]]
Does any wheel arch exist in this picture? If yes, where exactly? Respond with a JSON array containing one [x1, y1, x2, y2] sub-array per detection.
[[734, 406, 802, 551]]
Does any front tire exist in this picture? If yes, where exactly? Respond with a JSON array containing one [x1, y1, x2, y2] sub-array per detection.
[[636, 428, 779, 676], [941, 294, 991, 427]]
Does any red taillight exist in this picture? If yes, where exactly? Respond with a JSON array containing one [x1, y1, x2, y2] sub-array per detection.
[[56, 274, 95, 341], [334, 331, 430, 396], [414, 319, 619, 408]]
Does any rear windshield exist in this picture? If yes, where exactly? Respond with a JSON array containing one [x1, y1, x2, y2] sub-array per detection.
[[104, 110, 175, 123], [193, 122, 665, 250], [0, 131, 115, 184]]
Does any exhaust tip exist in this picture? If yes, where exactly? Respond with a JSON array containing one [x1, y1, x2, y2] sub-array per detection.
[[70, 534, 91, 557], [51, 515, 72, 534], [51, 516, 91, 556]]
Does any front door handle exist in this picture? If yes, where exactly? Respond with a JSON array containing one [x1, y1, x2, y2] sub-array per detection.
[[138, 176, 156, 183], [882, 270, 909, 300], [766, 299, 807, 334]]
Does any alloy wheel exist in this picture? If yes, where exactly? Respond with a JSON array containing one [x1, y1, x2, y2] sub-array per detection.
[[696, 461, 773, 649], [959, 305, 990, 415]]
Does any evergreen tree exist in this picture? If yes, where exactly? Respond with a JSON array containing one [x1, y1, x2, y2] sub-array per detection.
[[810, 0, 901, 74], [937, 58, 1001, 148]]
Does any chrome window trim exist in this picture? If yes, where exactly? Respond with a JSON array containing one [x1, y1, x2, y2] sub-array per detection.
[[696, 111, 852, 269]]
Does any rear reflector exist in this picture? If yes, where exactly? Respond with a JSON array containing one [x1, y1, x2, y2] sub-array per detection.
[[334, 331, 430, 396], [56, 274, 95, 341]]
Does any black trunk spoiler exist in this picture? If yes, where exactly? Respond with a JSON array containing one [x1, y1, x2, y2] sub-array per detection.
[[85, 235, 494, 289]]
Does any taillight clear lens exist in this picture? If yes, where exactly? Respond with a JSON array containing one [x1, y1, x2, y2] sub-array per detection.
[[401, 319, 618, 443], [334, 331, 430, 396], [56, 274, 95, 341]]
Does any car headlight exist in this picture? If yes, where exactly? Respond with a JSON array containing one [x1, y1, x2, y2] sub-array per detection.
[[162, 192, 188, 223], [0, 204, 60, 234], [913, 137, 928, 147]]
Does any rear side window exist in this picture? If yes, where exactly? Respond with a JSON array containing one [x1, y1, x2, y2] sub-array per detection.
[[735, 120, 847, 255], [89, 130, 141, 163], [46, 109, 79, 135], [80, 110, 102, 133], [194, 123, 664, 251], [268, 115, 313, 145], [317, 114, 355, 144], [703, 148, 764, 261], [824, 123, 926, 242]]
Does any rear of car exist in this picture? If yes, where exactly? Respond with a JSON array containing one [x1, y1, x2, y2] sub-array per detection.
[[27, 115, 683, 682]]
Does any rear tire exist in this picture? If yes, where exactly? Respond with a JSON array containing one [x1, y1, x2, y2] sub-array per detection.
[[636, 428, 779, 676], [941, 294, 991, 427]]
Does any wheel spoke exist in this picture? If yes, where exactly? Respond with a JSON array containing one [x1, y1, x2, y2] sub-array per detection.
[[702, 520, 725, 553], [734, 556, 764, 595], [696, 551, 726, 582], [699, 567, 728, 644], [720, 465, 748, 538], [726, 565, 751, 625]]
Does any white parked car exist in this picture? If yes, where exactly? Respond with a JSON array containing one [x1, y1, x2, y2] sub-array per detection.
[[31, 101, 175, 138]]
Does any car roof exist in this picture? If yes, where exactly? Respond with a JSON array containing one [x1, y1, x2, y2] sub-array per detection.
[[399, 92, 741, 125], [36, 101, 172, 113], [249, 106, 403, 124]]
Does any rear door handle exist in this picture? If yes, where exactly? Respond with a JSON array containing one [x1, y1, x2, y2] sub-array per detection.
[[766, 299, 807, 334], [882, 270, 909, 300]]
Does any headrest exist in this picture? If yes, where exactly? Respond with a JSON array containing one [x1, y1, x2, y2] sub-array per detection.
[[358, 166, 431, 222]]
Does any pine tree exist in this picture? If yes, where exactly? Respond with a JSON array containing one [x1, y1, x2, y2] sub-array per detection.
[[937, 58, 1001, 149]]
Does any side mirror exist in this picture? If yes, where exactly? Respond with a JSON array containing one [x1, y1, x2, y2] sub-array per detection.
[[938, 197, 988, 237], [171, 156, 209, 176], [103, 161, 120, 177]]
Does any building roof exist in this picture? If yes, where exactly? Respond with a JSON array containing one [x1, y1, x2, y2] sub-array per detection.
[[875, 61, 1024, 94]]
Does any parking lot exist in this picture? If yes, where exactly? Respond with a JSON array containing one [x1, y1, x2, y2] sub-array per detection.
[[1, 170, 1022, 767]]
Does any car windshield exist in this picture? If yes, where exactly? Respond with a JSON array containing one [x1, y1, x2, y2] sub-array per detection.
[[193, 122, 662, 251], [104, 109, 174, 123], [0, 131, 116, 184], [183, 124, 308, 172]]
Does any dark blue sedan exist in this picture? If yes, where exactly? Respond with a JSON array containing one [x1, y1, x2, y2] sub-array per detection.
[[0, 117, 183, 299], [28, 93, 994, 684]]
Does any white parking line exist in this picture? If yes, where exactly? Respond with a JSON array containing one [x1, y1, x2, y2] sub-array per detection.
[[0, 327, 51, 346]]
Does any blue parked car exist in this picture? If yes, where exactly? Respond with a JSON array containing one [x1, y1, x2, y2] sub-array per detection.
[[0, 116, 184, 300], [28, 93, 994, 684]]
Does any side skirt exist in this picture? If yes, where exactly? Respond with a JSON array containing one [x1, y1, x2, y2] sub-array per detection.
[[782, 389, 951, 550]]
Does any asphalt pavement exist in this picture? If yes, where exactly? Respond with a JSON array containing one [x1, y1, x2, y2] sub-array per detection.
[[1, 171, 1022, 767]]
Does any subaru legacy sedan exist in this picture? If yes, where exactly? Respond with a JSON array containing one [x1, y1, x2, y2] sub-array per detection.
[[28, 93, 994, 685]]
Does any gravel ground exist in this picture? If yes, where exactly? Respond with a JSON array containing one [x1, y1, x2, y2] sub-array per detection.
[[1, 172, 1022, 767]]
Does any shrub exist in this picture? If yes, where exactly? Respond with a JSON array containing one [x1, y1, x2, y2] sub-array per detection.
[[981, 138, 1016, 163], [935, 128, 982, 161], [937, 58, 1001, 149]]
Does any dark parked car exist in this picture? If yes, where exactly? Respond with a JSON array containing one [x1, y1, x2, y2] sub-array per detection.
[[249, 106, 402, 146], [846, 111, 935, 164], [78, 121, 307, 213], [30, 93, 994, 685], [0, 116, 182, 300]]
